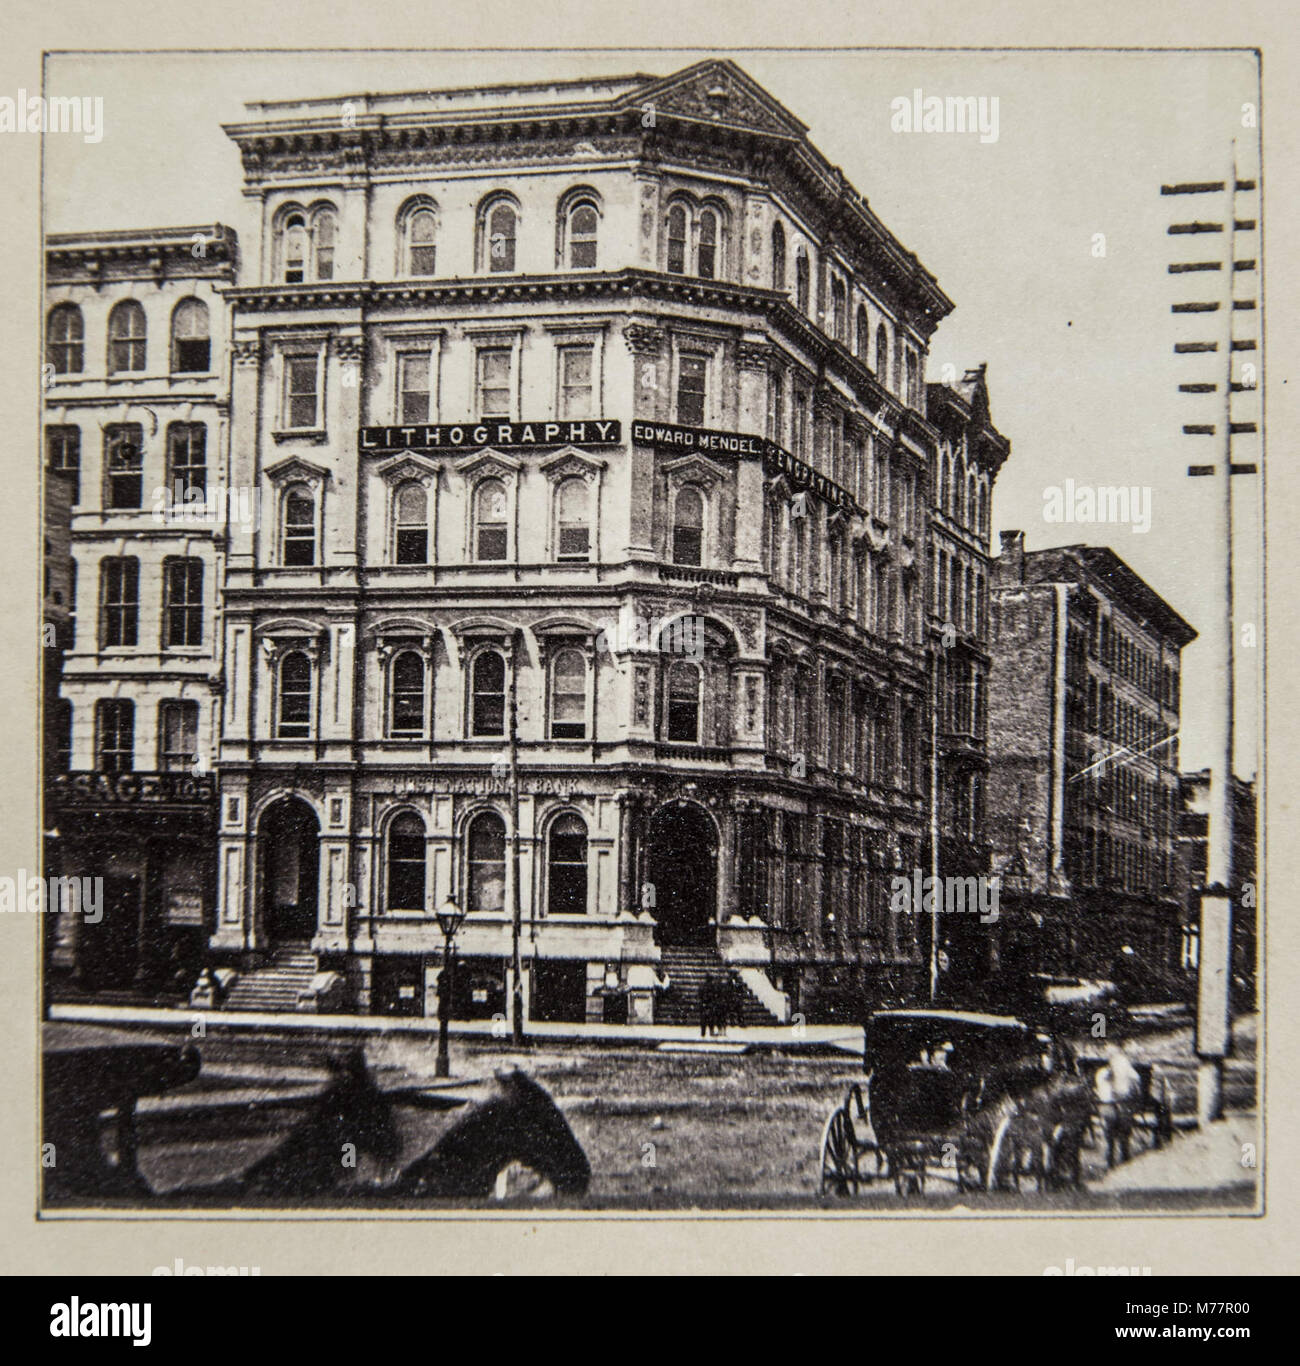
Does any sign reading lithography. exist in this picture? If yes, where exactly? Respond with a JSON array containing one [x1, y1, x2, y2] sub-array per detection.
[[359, 419, 621, 454], [630, 419, 861, 513]]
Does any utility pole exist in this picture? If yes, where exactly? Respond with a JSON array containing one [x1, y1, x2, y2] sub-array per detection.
[[509, 627, 525, 1045], [1163, 150, 1258, 1126], [928, 648, 941, 1003]]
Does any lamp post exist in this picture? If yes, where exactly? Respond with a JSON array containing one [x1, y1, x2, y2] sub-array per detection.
[[435, 895, 465, 1078]]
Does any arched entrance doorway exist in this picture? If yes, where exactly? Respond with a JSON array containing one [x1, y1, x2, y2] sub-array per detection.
[[259, 796, 319, 945], [646, 801, 717, 947]]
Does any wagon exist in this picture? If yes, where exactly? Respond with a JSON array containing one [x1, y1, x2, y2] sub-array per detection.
[[819, 1009, 1095, 1197]]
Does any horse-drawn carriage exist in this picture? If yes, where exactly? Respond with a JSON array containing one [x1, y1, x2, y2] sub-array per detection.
[[819, 1009, 1096, 1197]]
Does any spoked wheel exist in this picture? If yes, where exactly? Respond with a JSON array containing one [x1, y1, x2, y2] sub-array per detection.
[[819, 1108, 860, 1197]]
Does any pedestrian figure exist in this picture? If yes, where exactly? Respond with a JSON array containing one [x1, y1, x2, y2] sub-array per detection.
[[1096, 1037, 1142, 1167]]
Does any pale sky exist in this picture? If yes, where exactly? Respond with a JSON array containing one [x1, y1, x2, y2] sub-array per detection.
[[42, 48, 1263, 775]]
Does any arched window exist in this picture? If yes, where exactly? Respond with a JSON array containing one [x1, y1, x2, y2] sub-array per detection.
[[473, 478, 508, 561], [665, 660, 702, 743], [471, 650, 506, 736], [666, 204, 688, 274], [390, 651, 426, 736], [394, 483, 428, 564], [386, 812, 426, 910], [554, 477, 590, 561], [278, 652, 312, 738], [550, 648, 587, 739], [566, 200, 599, 269], [282, 486, 316, 566], [830, 278, 847, 342], [967, 471, 978, 530], [876, 324, 890, 388], [402, 204, 438, 276], [282, 212, 309, 282], [108, 300, 146, 373], [771, 221, 786, 290], [485, 200, 517, 272], [698, 207, 720, 279], [547, 813, 588, 915], [855, 304, 869, 360], [171, 298, 210, 373], [46, 304, 84, 374], [794, 247, 810, 314], [672, 486, 704, 566], [467, 811, 506, 914], [311, 207, 336, 281], [978, 481, 989, 536]]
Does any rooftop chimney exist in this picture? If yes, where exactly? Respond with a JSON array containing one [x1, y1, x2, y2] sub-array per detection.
[[998, 529, 1025, 583]]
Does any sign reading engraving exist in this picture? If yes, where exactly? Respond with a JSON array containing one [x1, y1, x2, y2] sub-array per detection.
[[359, 420, 621, 454], [630, 419, 861, 513]]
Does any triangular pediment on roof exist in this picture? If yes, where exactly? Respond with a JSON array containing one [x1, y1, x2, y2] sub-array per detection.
[[264, 455, 331, 485], [375, 453, 440, 487], [661, 452, 729, 487], [623, 61, 807, 140], [538, 446, 607, 483], [454, 448, 524, 479]]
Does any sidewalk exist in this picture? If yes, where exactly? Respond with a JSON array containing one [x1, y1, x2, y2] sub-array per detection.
[[1090, 1111, 1260, 1198], [47, 1000, 867, 1053]]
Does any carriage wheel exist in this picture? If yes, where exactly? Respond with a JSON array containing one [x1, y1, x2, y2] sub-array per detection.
[[819, 1108, 860, 1197]]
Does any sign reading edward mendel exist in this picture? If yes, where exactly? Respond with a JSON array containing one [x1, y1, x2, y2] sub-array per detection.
[[359, 419, 621, 453]]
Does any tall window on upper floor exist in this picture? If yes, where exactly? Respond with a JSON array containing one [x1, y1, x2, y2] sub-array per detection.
[[397, 353, 431, 423], [672, 486, 704, 567], [311, 207, 336, 280], [830, 278, 847, 343], [159, 700, 199, 771], [557, 345, 593, 419], [554, 478, 590, 562], [283, 354, 320, 430], [171, 298, 210, 373], [282, 486, 316, 566], [856, 305, 870, 362], [666, 204, 688, 274], [476, 347, 511, 418], [547, 813, 588, 914], [104, 425, 144, 509], [676, 354, 707, 427], [96, 699, 134, 773], [166, 423, 206, 498], [482, 199, 518, 272], [282, 213, 309, 282], [471, 650, 506, 737], [698, 207, 720, 279], [549, 649, 587, 739], [665, 660, 702, 743], [906, 351, 919, 407], [565, 199, 599, 269], [771, 220, 786, 291], [467, 811, 507, 914], [387, 812, 426, 910], [162, 557, 203, 648], [277, 652, 312, 739], [399, 201, 438, 277], [390, 652, 426, 737], [394, 483, 428, 565], [47, 426, 81, 503], [875, 324, 890, 391], [108, 300, 146, 373], [99, 557, 139, 648], [794, 248, 810, 314], [279, 207, 335, 282], [473, 479, 508, 562], [46, 304, 84, 375]]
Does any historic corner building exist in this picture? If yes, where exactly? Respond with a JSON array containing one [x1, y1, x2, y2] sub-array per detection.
[[44, 60, 1013, 1022], [985, 534, 1196, 996], [42, 226, 237, 992]]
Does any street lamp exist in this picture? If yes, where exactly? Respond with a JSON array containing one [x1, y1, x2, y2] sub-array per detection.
[[435, 895, 466, 1078]]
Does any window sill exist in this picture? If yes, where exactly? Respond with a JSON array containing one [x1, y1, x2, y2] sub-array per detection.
[[271, 429, 328, 444]]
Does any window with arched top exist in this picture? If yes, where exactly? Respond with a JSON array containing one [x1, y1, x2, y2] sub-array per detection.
[[277, 652, 312, 738], [554, 477, 590, 561], [386, 811, 426, 910], [473, 478, 508, 561], [470, 650, 506, 736], [402, 205, 438, 277], [666, 204, 688, 274], [47, 304, 84, 374], [279, 206, 336, 282], [550, 648, 587, 739], [394, 483, 428, 564], [282, 486, 316, 566], [876, 324, 890, 387], [171, 298, 210, 373], [967, 471, 978, 529], [665, 660, 702, 743], [467, 810, 507, 914], [547, 813, 588, 915], [698, 207, 720, 279], [390, 652, 426, 737], [830, 278, 847, 343], [794, 248, 810, 314], [484, 200, 517, 272], [108, 300, 147, 373], [771, 221, 786, 290], [282, 212, 309, 282], [566, 200, 599, 269], [978, 481, 989, 536], [855, 304, 869, 361], [672, 486, 704, 567], [311, 208, 336, 281]]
